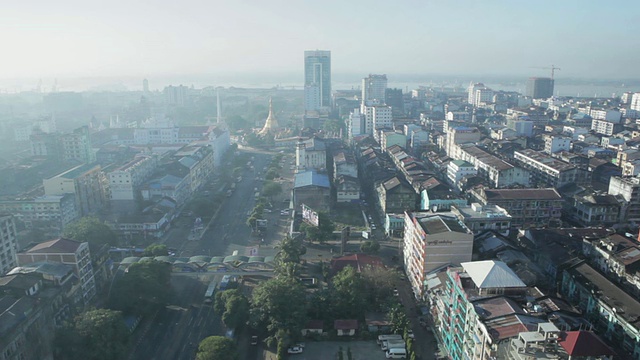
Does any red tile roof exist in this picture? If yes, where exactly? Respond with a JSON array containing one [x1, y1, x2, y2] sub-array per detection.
[[559, 331, 615, 357]]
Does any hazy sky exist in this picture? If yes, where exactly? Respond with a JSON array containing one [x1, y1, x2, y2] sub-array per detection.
[[1, 0, 639, 81]]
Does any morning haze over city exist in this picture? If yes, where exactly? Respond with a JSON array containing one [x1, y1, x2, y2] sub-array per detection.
[[1, 1, 640, 360]]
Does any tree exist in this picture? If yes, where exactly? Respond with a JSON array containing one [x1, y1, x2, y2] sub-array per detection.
[[143, 244, 168, 257], [250, 277, 307, 344], [300, 212, 335, 243], [331, 266, 368, 319], [275, 236, 306, 264], [389, 305, 409, 334], [213, 289, 250, 330], [262, 181, 283, 199], [265, 168, 279, 180], [63, 217, 117, 252], [196, 336, 238, 360], [360, 240, 380, 254], [361, 267, 400, 310], [110, 260, 173, 315], [54, 309, 130, 360]]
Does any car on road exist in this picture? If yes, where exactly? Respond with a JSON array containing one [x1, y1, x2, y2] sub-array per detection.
[[407, 329, 415, 339], [251, 336, 258, 345], [287, 346, 303, 354]]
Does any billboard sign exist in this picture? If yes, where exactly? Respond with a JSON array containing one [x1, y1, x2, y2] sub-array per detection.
[[301, 203, 319, 227]]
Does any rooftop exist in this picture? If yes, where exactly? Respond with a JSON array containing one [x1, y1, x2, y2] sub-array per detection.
[[294, 170, 330, 189], [416, 215, 469, 235], [482, 188, 562, 201], [558, 331, 615, 357], [51, 163, 100, 180], [515, 149, 576, 172], [24, 238, 83, 254], [461, 145, 515, 171], [462, 260, 526, 289], [568, 262, 640, 327]]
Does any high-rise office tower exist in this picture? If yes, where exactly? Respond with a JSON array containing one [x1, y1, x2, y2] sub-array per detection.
[[143, 78, 149, 93], [362, 74, 387, 106], [304, 50, 331, 111], [526, 77, 554, 99]]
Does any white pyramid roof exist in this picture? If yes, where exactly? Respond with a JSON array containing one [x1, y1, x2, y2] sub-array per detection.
[[461, 260, 525, 289]]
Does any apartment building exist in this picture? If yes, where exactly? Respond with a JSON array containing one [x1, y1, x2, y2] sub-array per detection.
[[455, 145, 531, 188], [435, 261, 529, 360], [296, 137, 326, 171], [469, 188, 563, 228], [543, 135, 571, 154], [513, 149, 579, 188], [592, 119, 622, 136], [0, 194, 77, 233], [608, 176, 640, 223], [43, 163, 108, 217], [561, 261, 640, 359], [173, 145, 214, 194], [0, 215, 18, 275], [450, 203, 512, 236], [375, 177, 417, 215], [447, 160, 477, 190], [403, 213, 473, 300], [108, 154, 159, 201], [17, 238, 95, 304], [445, 126, 482, 157], [60, 125, 95, 163]]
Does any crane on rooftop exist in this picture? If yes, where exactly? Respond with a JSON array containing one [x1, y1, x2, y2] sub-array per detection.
[[530, 65, 561, 80]]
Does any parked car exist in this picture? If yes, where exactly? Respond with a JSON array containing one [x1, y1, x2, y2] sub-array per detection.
[[251, 336, 258, 345], [287, 346, 303, 354], [407, 330, 415, 339]]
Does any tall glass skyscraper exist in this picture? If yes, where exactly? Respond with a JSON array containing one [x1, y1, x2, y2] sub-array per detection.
[[304, 50, 331, 111]]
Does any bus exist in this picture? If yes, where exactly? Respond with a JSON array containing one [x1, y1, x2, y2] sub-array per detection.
[[203, 279, 218, 304]]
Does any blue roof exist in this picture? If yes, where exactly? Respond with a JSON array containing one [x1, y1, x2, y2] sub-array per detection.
[[294, 170, 330, 189]]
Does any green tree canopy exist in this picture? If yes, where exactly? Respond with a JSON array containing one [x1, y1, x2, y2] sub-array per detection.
[[196, 336, 238, 360], [331, 266, 368, 319], [63, 217, 117, 252], [265, 168, 279, 180], [110, 260, 173, 315], [54, 309, 130, 360], [213, 289, 250, 330], [143, 244, 168, 257], [360, 240, 380, 254], [300, 212, 335, 243], [261, 181, 283, 199], [250, 277, 307, 344], [275, 236, 306, 264]]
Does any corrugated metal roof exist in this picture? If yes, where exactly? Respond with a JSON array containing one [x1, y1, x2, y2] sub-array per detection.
[[462, 260, 525, 289], [294, 170, 330, 189]]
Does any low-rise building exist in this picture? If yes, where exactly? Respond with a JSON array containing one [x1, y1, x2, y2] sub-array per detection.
[[375, 177, 417, 215], [451, 203, 512, 236], [608, 176, 640, 223], [43, 163, 108, 217], [293, 170, 331, 213], [0, 195, 78, 233], [561, 261, 640, 358], [469, 188, 563, 228], [141, 174, 190, 206], [335, 175, 360, 203], [447, 160, 477, 190], [571, 193, 623, 226], [514, 149, 580, 188], [455, 145, 530, 188], [108, 154, 159, 201]]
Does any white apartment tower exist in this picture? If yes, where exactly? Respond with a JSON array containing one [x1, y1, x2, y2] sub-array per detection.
[[467, 82, 493, 106]]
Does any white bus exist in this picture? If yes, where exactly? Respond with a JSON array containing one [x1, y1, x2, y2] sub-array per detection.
[[203, 279, 218, 304]]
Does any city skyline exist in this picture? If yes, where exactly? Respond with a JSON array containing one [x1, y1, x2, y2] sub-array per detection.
[[1, 0, 639, 82]]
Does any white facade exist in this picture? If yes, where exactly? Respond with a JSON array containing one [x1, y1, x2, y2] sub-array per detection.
[[108, 155, 158, 201], [468, 83, 491, 106], [590, 108, 622, 123], [447, 160, 477, 188], [631, 93, 640, 112], [346, 108, 365, 138], [296, 138, 326, 171], [0, 215, 18, 275], [304, 84, 321, 111], [445, 126, 482, 157], [403, 213, 473, 300], [544, 135, 571, 154], [592, 119, 618, 136], [373, 105, 393, 130], [562, 125, 589, 140]]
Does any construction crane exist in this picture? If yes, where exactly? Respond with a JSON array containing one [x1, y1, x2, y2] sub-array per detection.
[[530, 65, 561, 79]]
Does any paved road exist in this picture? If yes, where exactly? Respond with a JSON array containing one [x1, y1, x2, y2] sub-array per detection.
[[129, 148, 282, 360]]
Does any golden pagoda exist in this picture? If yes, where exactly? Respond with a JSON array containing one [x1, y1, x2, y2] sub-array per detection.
[[258, 97, 279, 135]]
